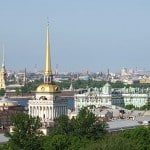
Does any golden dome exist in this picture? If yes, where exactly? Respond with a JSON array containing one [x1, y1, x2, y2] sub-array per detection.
[[36, 83, 61, 93]]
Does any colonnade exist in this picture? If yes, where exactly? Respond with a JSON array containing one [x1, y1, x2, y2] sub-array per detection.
[[29, 105, 67, 120]]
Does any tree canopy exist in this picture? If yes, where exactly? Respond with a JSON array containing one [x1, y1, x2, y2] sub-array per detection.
[[1, 108, 150, 150], [52, 107, 108, 140], [4, 113, 43, 150]]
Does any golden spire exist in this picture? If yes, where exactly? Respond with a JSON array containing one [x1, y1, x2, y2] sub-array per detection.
[[45, 21, 52, 75]]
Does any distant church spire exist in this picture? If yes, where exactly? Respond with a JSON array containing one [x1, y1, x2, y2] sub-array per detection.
[[44, 21, 53, 84], [0, 45, 7, 90]]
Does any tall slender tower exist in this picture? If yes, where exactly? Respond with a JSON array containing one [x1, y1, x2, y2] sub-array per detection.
[[44, 22, 53, 84], [0, 46, 7, 90], [28, 22, 68, 127]]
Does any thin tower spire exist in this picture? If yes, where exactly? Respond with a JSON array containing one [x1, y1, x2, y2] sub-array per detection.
[[44, 21, 53, 84]]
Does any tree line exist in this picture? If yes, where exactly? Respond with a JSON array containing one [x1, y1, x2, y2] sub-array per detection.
[[1, 80, 150, 96], [0, 106, 150, 150]]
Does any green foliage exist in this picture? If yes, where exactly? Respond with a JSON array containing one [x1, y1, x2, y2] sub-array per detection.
[[0, 88, 5, 96], [71, 107, 107, 140], [57, 80, 110, 89], [125, 104, 135, 110], [58, 79, 150, 90], [21, 86, 29, 93], [52, 115, 73, 135], [5, 113, 43, 150], [53, 107, 107, 141], [86, 134, 139, 150], [42, 134, 91, 150], [2, 111, 150, 150], [21, 79, 43, 93], [15, 88, 20, 96], [120, 126, 150, 150], [85, 126, 150, 150], [140, 102, 150, 110], [111, 81, 125, 88], [57, 80, 71, 90], [131, 83, 150, 88], [67, 136, 92, 150], [20, 78, 150, 93], [42, 134, 69, 150], [42, 106, 107, 149]]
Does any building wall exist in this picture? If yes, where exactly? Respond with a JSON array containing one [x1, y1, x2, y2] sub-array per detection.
[[28, 91, 68, 126], [122, 94, 149, 107], [74, 84, 149, 109]]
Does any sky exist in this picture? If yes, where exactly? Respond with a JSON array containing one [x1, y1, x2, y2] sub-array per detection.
[[0, 0, 150, 73]]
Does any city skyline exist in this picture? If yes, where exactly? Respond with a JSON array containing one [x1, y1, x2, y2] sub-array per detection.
[[0, 1, 150, 72]]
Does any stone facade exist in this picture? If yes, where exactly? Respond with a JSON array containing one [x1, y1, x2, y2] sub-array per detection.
[[74, 83, 150, 109]]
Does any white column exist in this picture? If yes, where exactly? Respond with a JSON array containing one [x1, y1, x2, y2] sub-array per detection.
[[42, 106, 44, 118], [34, 107, 36, 116], [40, 107, 42, 118], [51, 107, 53, 120], [37, 106, 38, 116], [32, 106, 34, 116], [53, 107, 55, 119], [47, 107, 49, 119], [39, 107, 41, 118], [48, 107, 49, 119], [45, 107, 47, 119], [32, 106, 33, 116], [49, 107, 51, 119], [36, 106, 37, 117], [35, 106, 37, 116], [52, 107, 53, 120], [41, 107, 43, 120], [46, 107, 48, 119], [35, 106, 36, 116], [58, 106, 59, 117]]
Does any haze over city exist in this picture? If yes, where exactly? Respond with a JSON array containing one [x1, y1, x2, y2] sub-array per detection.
[[0, 0, 150, 72]]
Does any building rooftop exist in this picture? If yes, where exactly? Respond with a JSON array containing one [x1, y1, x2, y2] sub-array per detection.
[[107, 119, 141, 132]]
